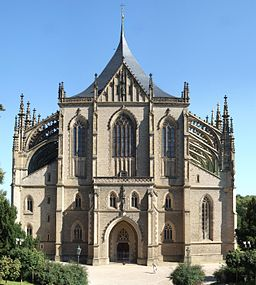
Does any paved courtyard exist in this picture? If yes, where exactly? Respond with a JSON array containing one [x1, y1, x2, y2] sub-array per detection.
[[85, 262, 222, 285]]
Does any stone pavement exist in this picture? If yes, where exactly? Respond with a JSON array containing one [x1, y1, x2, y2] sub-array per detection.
[[85, 262, 222, 285]]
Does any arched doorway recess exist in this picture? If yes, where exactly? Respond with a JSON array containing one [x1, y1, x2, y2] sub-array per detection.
[[109, 221, 138, 263]]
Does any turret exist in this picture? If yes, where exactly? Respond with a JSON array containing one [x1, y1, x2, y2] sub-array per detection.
[[182, 82, 190, 103], [215, 103, 222, 130], [211, 109, 214, 125], [13, 116, 18, 151], [58, 82, 65, 101], [25, 101, 31, 130], [32, 108, 37, 127], [221, 95, 232, 171], [149, 73, 154, 100]]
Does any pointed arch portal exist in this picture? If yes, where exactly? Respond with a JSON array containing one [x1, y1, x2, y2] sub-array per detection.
[[104, 217, 142, 263]]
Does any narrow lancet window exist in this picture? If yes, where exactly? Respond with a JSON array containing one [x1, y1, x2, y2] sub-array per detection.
[[162, 120, 176, 177], [202, 196, 211, 239], [72, 118, 87, 177], [164, 224, 173, 242], [165, 194, 172, 210], [131, 192, 139, 208]]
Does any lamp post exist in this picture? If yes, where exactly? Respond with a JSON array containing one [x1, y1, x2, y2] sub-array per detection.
[[243, 241, 252, 250], [186, 246, 191, 265], [77, 245, 82, 265], [16, 238, 25, 284]]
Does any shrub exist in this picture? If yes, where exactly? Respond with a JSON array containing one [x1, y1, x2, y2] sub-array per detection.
[[213, 265, 237, 284], [10, 247, 46, 283], [170, 263, 205, 285], [0, 256, 21, 282], [39, 262, 88, 285]]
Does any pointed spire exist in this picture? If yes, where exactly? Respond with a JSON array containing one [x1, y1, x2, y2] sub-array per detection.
[[19, 93, 25, 115], [149, 73, 154, 99], [13, 116, 18, 151], [230, 117, 234, 134], [25, 101, 31, 129], [18, 93, 25, 130], [223, 95, 229, 118], [58, 82, 65, 101], [14, 116, 18, 133], [222, 95, 230, 134], [32, 108, 36, 126], [215, 103, 222, 130], [93, 73, 98, 99], [121, 4, 125, 36], [183, 82, 190, 103], [211, 109, 214, 125]]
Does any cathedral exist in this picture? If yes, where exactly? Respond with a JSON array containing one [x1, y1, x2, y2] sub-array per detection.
[[12, 19, 236, 265]]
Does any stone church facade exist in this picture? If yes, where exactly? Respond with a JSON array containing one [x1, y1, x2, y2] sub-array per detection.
[[12, 22, 236, 265]]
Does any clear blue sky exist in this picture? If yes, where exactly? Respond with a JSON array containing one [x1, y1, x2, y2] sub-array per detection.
[[0, 0, 255, 199]]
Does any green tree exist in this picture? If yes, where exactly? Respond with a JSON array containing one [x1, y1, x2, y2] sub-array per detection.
[[0, 104, 4, 111], [236, 196, 256, 249], [0, 256, 21, 283], [0, 168, 4, 184], [236, 195, 255, 229], [10, 247, 46, 283], [0, 190, 24, 255]]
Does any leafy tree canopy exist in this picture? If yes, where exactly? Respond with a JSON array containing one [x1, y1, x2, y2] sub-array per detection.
[[0, 168, 4, 185], [236, 195, 256, 249], [0, 190, 24, 255]]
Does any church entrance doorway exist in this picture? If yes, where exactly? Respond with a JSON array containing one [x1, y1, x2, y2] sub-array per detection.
[[117, 242, 129, 262], [109, 221, 137, 263]]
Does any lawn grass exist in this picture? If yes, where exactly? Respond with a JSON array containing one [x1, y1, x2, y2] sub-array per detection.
[[0, 281, 33, 285]]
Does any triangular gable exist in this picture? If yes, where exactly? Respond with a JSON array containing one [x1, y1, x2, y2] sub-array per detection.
[[98, 64, 149, 103]]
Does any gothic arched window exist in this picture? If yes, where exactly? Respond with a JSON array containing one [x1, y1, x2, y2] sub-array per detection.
[[162, 120, 176, 177], [25, 196, 33, 213], [131, 192, 139, 209], [202, 196, 212, 239], [27, 224, 33, 236], [72, 119, 87, 177], [118, 228, 129, 241], [113, 113, 135, 158], [164, 224, 173, 242], [75, 194, 82, 209], [73, 224, 82, 241], [110, 192, 117, 208], [165, 194, 172, 210]]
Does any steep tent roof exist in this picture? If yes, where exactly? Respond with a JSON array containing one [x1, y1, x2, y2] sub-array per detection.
[[72, 24, 175, 98]]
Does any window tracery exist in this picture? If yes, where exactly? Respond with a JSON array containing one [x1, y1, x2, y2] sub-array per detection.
[[73, 224, 82, 241], [72, 118, 87, 177], [164, 224, 173, 242], [202, 196, 212, 240], [113, 113, 135, 158], [118, 228, 129, 241], [162, 119, 176, 177], [112, 113, 136, 176]]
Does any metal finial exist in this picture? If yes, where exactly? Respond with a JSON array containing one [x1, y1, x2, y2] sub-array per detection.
[[121, 4, 125, 33]]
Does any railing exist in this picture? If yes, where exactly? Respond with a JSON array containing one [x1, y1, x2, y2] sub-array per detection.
[[94, 176, 153, 185]]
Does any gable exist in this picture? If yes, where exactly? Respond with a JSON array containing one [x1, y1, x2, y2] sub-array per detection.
[[97, 64, 149, 103]]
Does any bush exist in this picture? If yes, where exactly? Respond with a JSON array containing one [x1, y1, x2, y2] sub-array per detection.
[[213, 265, 237, 284], [10, 247, 46, 283], [39, 262, 88, 285], [170, 263, 205, 285], [0, 256, 21, 282]]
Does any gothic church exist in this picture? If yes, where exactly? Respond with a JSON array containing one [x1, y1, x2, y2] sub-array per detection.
[[12, 19, 236, 265]]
